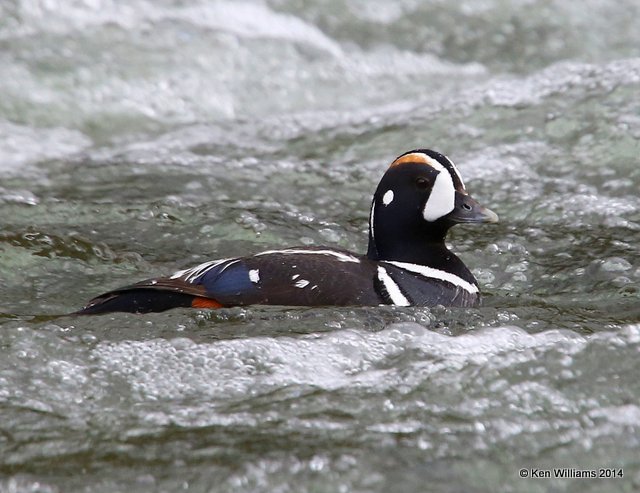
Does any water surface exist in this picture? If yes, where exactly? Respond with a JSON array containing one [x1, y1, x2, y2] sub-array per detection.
[[1, 1, 640, 492]]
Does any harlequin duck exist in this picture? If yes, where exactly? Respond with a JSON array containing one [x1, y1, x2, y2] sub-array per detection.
[[78, 149, 498, 314]]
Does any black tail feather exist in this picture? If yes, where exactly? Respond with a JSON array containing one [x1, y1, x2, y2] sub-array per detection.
[[76, 289, 196, 315]]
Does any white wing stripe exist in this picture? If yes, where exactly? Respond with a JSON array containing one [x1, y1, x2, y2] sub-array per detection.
[[169, 248, 360, 284], [170, 258, 234, 282]]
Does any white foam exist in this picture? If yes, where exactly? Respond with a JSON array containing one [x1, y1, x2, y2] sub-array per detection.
[[91, 324, 595, 403], [0, 121, 90, 176]]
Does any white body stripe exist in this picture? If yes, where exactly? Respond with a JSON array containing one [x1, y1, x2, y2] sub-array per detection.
[[255, 249, 360, 263], [384, 261, 478, 294], [377, 266, 410, 306], [421, 155, 455, 221], [294, 279, 310, 288]]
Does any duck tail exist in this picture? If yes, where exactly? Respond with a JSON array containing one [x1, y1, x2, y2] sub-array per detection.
[[76, 280, 223, 315]]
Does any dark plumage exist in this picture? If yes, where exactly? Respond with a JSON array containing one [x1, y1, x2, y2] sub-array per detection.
[[78, 149, 498, 314]]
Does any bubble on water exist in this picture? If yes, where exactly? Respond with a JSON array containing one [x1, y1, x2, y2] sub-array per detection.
[[603, 178, 635, 191], [0, 188, 39, 205], [0, 477, 59, 493], [505, 262, 528, 273], [457, 142, 549, 184], [318, 228, 342, 243], [601, 257, 632, 272], [621, 324, 640, 343], [299, 236, 315, 245], [588, 404, 640, 427], [612, 276, 632, 288], [511, 272, 527, 283]]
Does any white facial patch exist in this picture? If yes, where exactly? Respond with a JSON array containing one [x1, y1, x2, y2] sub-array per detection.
[[421, 156, 456, 222], [249, 269, 260, 283], [382, 189, 394, 206]]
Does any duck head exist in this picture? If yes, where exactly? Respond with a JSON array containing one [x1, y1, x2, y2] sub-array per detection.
[[367, 149, 498, 263]]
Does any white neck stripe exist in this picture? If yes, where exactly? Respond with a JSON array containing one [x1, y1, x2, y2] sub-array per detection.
[[377, 266, 410, 306], [384, 261, 478, 294], [369, 199, 375, 244]]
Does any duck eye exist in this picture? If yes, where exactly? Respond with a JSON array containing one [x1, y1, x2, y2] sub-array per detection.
[[415, 177, 429, 190]]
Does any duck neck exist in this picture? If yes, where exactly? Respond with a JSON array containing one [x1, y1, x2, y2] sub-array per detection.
[[366, 206, 474, 281]]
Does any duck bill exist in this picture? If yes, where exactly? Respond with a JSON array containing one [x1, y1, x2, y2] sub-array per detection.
[[447, 192, 499, 224]]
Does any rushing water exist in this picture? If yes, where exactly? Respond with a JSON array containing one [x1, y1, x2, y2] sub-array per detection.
[[1, 1, 640, 492]]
